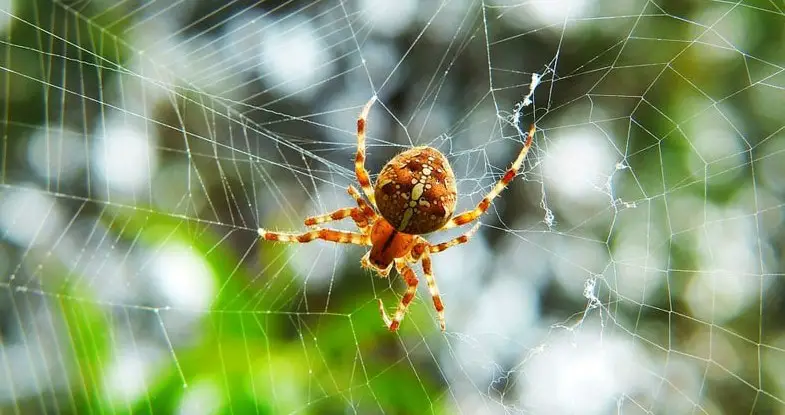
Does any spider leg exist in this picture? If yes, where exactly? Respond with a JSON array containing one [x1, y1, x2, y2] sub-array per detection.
[[355, 96, 378, 207], [303, 185, 378, 230], [442, 124, 535, 229], [377, 259, 418, 332], [418, 247, 446, 331], [304, 207, 366, 227], [347, 185, 378, 220], [258, 228, 370, 246], [428, 222, 481, 254]]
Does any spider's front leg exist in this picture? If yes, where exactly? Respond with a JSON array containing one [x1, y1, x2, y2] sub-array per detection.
[[377, 259, 419, 332], [411, 242, 446, 331], [428, 222, 481, 254], [377, 242, 447, 332]]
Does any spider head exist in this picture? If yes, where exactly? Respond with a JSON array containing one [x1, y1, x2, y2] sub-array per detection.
[[361, 251, 393, 276], [363, 219, 416, 276]]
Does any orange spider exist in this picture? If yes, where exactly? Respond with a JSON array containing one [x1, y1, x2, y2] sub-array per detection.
[[258, 97, 535, 332]]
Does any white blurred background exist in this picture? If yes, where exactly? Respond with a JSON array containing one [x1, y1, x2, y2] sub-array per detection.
[[1, 0, 784, 413]]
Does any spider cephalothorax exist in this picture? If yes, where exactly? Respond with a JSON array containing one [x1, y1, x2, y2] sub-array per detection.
[[258, 96, 535, 332]]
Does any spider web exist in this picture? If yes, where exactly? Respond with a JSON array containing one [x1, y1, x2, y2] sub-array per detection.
[[1, 0, 784, 413]]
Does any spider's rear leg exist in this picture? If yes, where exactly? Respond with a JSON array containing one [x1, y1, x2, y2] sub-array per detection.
[[258, 228, 370, 246], [304, 207, 368, 229], [304, 185, 378, 230], [443, 124, 535, 229], [347, 185, 377, 220]]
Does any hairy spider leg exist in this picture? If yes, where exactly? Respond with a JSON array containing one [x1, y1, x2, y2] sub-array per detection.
[[258, 228, 370, 245], [355, 96, 378, 207], [428, 222, 481, 254], [443, 124, 535, 229], [347, 185, 377, 220], [302, 185, 378, 230], [304, 208, 366, 227], [378, 259, 419, 332], [377, 242, 447, 332], [418, 247, 446, 331]]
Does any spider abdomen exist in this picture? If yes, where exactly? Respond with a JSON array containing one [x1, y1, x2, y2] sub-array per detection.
[[374, 146, 457, 234]]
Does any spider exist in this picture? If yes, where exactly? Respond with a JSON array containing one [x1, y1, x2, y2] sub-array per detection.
[[258, 96, 535, 332]]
